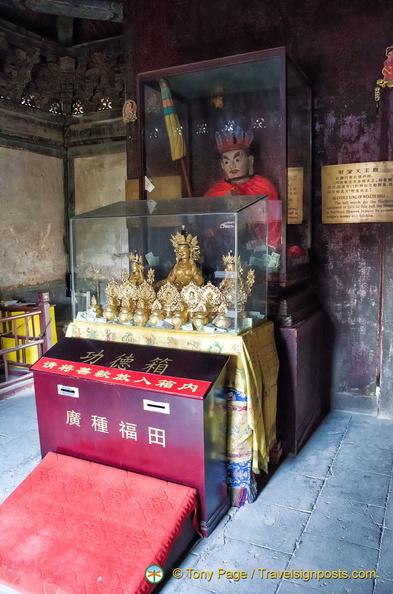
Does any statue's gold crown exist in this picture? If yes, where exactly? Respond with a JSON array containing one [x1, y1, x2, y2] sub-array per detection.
[[129, 251, 143, 265], [222, 251, 236, 265], [216, 126, 253, 154], [170, 225, 200, 261]]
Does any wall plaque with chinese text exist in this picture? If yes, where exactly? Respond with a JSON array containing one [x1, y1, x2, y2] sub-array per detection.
[[288, 167, 303, 224], [322, 162, 393, 223]]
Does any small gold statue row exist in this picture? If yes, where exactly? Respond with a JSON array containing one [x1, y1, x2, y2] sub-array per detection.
[[91, 226, 255, 331]]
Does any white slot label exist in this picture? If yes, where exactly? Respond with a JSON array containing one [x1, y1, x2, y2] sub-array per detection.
[[57, 384, 79, 398], [143, 399, 170, 414]]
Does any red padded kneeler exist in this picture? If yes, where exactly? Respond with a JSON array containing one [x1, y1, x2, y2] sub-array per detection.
[[0, 452, 198, 594]]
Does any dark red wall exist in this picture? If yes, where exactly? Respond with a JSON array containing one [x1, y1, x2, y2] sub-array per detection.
[[124, 0, 393, 417]]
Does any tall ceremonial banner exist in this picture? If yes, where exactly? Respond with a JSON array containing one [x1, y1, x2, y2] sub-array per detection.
[[159, 78, 191, 196], [322, 162, 393, 223], [159, 78, 186, 161]]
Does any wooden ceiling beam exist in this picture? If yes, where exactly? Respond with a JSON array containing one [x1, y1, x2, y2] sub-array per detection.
[[57, 15, 74, 45], [3, 0, 123, 22]]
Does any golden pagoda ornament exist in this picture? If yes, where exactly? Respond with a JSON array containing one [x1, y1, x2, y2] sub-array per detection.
[[103, 278, 121, 321], [213, 301, 231, 329], [192, 302, 209, 330], [148, 299, 165, 325], [157, 281, 183, 320], [180, 282, 203, 321], [219, 251, 255, 316], [129, 251, 145, 285]]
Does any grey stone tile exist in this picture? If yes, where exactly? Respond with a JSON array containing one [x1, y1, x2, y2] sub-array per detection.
[[321, 467, 390, 507], [0, 401, 38, 448], [0, 390, 37, 416], [278, 414, 351, 480], [305, 493, 383, 549], [224, 501, 310, 554], [0, 391, 41, 505], [257, 470, 324, 512], [374, 577, 393, 594], [279, 448, 335, 480], [317, 411, 352, 429], [332, 441, 393, 476], [301, 428, 346, 452], [0, 454, 42, 504], [385, 491, 393, 530], [277, 580, 320, 592], [189, 508, 240, 557], [0, 429, 40, 475], [288, 533, 378, 593], [161, 539, 291, 594], [160, 574, 214, 594], [347, 414, 393, 429], [4, 410, 39, 433], [0, 433, 13, 446], [342, 418, 393, 452], [378, 528, 393, 580]]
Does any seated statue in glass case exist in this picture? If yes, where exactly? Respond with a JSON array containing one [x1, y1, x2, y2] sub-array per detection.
[[205, 126, 281, 247], [157, 226, 204, 291], [167, 227, 204, 290]]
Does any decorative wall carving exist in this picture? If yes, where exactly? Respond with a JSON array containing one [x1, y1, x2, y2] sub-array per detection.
[[0, 35, 41, 102], [73, 51, 124, 113], [0, 24, 125, 115]]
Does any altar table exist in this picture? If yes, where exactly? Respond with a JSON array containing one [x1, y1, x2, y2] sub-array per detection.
[[66, 320, 278, 505]]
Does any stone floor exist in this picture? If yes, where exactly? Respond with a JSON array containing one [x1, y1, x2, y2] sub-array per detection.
[[1, 385, 393, 594]]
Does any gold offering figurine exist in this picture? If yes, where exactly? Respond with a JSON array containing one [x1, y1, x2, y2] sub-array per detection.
[[129, 251, 145, 285], [165, 226, 204, 290], [157, 281, 183, 321], [90, 295, 103, 318], [91, 280, 104, 317], [118, 269, 138, 323], [219, 251, 255, 317], [119, 253, 155, 323], [214, 302, 231, 329], [148, 299, 165, 325], [103, 278, 121, 321]]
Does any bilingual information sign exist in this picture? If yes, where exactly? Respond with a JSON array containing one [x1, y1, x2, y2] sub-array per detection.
[[288, 167, 304, 224], [322, 161, 393, 223]]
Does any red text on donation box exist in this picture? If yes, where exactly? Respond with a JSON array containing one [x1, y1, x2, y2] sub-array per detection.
[[32, 337, 229, 536]]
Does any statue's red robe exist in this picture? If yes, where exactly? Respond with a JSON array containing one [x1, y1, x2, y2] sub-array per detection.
[[205, 175, 281, 246]]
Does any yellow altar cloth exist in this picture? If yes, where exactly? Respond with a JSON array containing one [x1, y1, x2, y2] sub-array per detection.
[[66, 320, 278, 504]]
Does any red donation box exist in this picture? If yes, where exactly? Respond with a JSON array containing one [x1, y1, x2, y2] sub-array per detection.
[[32, 337, 229, 536]]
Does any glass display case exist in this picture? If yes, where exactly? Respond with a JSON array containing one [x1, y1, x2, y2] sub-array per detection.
[[137, 47, 311, 286], [70, 195, 269, 334]]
